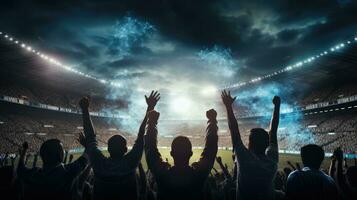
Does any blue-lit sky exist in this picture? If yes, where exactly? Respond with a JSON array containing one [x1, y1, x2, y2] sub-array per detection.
[[1, 0, 356, 89]]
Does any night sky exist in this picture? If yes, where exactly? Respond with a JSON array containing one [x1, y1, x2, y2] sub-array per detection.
[[0, 0, 356, 92]]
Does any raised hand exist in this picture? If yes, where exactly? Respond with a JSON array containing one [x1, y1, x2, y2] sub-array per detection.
[[221, 90, 236, 107], [79, 96, 90, 111], [333, 147, 343, 161], [206, 109, 217, 120], [147, 110, 160, 123], [273, 96, 281, 106], [145, 90, 160, 110]]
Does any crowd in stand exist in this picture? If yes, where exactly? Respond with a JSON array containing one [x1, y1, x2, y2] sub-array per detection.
[[1, 111, 356, 154], [0, 84, 125, 112], [301, 83, 357, 105], [1, 106, 357, 154]]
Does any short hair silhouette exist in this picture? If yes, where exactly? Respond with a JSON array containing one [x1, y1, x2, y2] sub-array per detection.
[[108, 135, 127, 158], [39, 139, 64, 166], [170, 136, 193, 163], [300, 144, 324, 169], [248, 128, 269, 155]]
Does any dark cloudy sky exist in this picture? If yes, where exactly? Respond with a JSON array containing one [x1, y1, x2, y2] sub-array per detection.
[[0, 0, 356, 90]]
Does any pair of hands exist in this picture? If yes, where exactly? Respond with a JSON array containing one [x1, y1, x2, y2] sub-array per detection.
[[147, 109, 217, 121], [221, 89, 281, 107], [145, 91, 217, 121], [79, 90, 161, 111]]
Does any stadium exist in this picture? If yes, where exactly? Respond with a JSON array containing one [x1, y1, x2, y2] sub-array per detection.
[[1, 1, 357, 200]]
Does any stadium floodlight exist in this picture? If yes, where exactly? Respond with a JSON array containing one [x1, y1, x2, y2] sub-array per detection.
[[170, 96, 192, 115], [201, 85, 217, 96], [4, 34, 8, 38], [222, 34, 357, 89], [27, 46, 32, 51], [9, 37, 13, 41]]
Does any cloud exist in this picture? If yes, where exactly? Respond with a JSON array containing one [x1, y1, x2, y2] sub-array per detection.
[[0, 0, 356, 86]]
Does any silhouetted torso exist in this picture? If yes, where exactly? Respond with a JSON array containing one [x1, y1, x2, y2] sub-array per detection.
[[86, 137, 144, 200], [153, 164, 211, 200], [17, 156, 87, 200], [90, 156, 139, 200], [286, 167, 339, 200], [145, 118, 218, 200], [236, 145, 278, 200]]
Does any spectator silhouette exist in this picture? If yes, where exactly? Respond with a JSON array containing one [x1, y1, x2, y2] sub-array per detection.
[[287, 144, 338, 200], [222, 90, 281, 200], [17, 140, 88, 200], [145, 108, 218, 200], [330, 147, 357, 199], [0, 165, 16, 200], [79, 91, 160, 200]]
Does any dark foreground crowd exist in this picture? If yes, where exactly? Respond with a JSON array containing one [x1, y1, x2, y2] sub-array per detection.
[[0, 90, 356, 200]]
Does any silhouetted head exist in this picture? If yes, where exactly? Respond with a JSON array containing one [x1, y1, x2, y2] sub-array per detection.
[[300, 144, 324, 170], [248, 128, 269, 155], [170, 136, 193, 166], [40, 139, 64, 166], [108, 135, 127, 158], [346, 166, 357, 187]]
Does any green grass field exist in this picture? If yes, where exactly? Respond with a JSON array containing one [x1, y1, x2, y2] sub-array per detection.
[[23, 148, 354, 172]]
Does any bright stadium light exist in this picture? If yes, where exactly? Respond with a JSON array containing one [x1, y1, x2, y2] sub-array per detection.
[[201, 85, 217, 96], [222, 34, 357, 89], [171, 96, 192, 114]]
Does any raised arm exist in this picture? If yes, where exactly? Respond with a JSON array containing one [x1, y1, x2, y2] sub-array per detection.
[[266, 96, 280, 162], [79, 97, 96, 139], [17, 142, 28, 170], [216, 156, 232, 180], [332, 148, 354, 198], [126, 91, 160, 168], [145, 110, 168, 175], [221, 90, 243, 151], [194, 109, 218, 175], [269, 96, 280, 146], [79, 97, 105, 166], [17, 142, 33, 178]]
